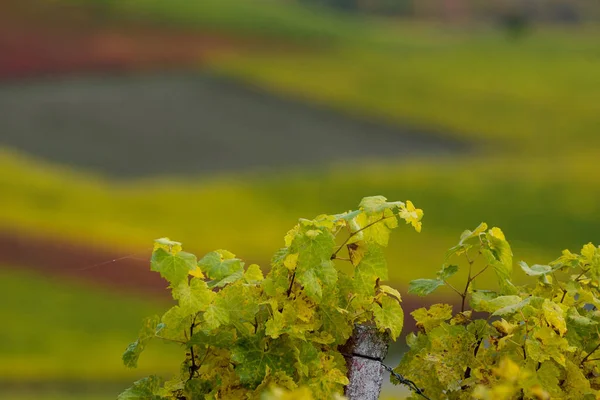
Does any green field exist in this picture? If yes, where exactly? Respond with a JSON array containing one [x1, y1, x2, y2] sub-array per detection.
[[0, 268, 180, 381]]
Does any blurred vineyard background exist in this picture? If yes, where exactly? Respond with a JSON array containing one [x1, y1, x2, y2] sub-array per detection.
[[1, 0, 599, 398]]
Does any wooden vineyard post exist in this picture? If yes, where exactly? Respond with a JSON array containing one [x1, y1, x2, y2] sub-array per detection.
[[341, 324, 390, 400]]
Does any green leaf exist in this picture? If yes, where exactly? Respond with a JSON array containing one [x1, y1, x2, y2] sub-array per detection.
[[158, 306, 192, 342], [459, 222, 488, 245], [519, 261, 554, 276], [470, 293, 522, 314], [294, 227, 336, 273], [437, 264, 458, 281], [493, 297, 532, 316], [203, 284, 259, 333], [188, 328, 236, 348], [372, 296, 404, 340], [208, 269, 244, 289], [150, 248, 197, 286], [354, 245, 387, 296], [359, 195, 403, 214], [297, 269, 322, 302], [567, 307, 598, 327], [199, 250, 244, 282], [484, 228, 515, 294], [411, 304, 453, 332], [117, 376, 167, 400], [408, 279, 445, 296], [122, 315, 160, 368], [172, 277, 214, 314], [319, 304, 353, 345], [231, 336, 296, 388], [482, 248, 516, 295], [203, 304, 228, 330], [294, 341, 320, 377]]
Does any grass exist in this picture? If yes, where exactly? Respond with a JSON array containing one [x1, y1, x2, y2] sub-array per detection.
[[0, 267, 181, 381]]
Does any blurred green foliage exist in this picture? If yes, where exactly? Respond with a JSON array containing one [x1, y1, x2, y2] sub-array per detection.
[[210, 28, 600, 153], [0, 268, 180, 381]]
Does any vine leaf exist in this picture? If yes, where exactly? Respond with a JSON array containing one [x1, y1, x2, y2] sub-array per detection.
[[372, 296, 404, 340], [117, 375, 167, 400], [519, 261, 554, 276], [408, 279, 445, 296], [172, 277, 214, 314], [123, 315, 160, 368], [231, 336, 296, 388], [411, 304, 453, 333], [151, 249, 197, 286], [198, 250, 244, 282], [355, 246, 387, 296]]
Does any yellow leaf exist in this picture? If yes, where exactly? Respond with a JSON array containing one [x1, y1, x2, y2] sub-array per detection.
[[189, 265, 204, 279], [284, 253, 299, 270], [582, 242, 597, 261], [398, 200, 424, 233], [378, 285, 402, 303], [153, 237, 182, 254], [489, 227, 506, 241]]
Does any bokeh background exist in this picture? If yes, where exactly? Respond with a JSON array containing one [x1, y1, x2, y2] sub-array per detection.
[[1, 0, 599, 398]]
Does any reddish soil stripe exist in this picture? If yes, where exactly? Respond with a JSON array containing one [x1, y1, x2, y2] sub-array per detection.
[[0, 1, 305, 80], [0, 229, 169, 298], [0, 27, 243, 80]]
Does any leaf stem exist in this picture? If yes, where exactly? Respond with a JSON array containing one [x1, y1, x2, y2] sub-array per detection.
[[470, 265, 489, 281], [444, 280, 462, 297], [581, 342, 600, 365], [331, 214, 392, 258], [286, 271, 296, 297]]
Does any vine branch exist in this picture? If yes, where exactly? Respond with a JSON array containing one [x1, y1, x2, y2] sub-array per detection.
[[188, 315, 199, 381]]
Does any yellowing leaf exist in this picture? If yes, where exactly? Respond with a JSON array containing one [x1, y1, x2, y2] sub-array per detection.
[[582, 243, 597, 261], [398, 200, 424, 233], [542, 299, 567, 336], [411, 304, 453, 332], [284, 225, 300, 247], [284, 253, 299, 270], [153, 237, 182, 254], [371, 296, 404, 340], [489, 227, 506, 241], [189, 266, 204, 278], [493, 357, 521, 382], [244, 264, 264, 283], [459, 222, 488, 245], [492, 319, 517, 336], [378, 285, 402, 303]]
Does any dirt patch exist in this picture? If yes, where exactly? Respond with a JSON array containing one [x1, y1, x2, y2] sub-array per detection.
[[0, 230, 167, 297]]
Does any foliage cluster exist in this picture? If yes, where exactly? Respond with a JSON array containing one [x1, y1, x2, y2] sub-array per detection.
[[399, 223, 600, 399], [119, 196, 422, 399], [122, 196, 600, 399]]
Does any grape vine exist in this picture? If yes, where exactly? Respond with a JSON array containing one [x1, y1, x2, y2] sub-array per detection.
[[399, 222, 600, 399], [119, 196, 422, 399], [120, 195, 600, 399]]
